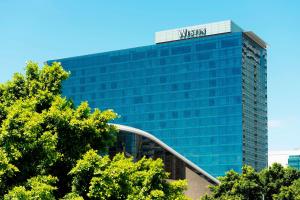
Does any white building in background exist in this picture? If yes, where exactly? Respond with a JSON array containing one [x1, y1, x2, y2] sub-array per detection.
[[268, 149, 300, 167]]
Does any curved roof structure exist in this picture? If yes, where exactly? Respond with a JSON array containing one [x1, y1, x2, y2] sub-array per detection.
[[113, 123, 220, 185]]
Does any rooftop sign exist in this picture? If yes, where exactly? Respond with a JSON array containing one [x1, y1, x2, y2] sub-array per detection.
[[179, 28, 207, 39], [155, 20, 243, 44]]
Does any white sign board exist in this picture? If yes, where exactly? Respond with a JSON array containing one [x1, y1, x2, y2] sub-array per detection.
[[155, 20, 242, 44]]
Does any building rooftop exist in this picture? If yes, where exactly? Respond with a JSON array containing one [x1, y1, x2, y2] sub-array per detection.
[[155, 20, 267, 48]]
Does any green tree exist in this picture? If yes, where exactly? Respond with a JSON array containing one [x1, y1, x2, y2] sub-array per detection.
[[4, 175, 57, 200], [67, 150, 188, 200], [0, 62, 117, 197], [0, 62, 188, 199], [273, 178, 300, 200], [204, 166, 261, 200], [259, 163, 300, 200], [201, 164, 300, 200]]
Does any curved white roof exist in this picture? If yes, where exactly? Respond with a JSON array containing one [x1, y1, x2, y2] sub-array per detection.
[[112, 123, 220, 184]]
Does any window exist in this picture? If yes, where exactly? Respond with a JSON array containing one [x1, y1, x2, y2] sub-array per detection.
[[171, 46, 191, 55], [159, 113, 166, 120], [80, 78, 85, 84], [160, 76, 167, 83], [133, 96, 143, 104], [160, 49, 169, 57], [110, 54, 130, 63], [209, 89, 215, 97], [147, 50, 157, 58], [197, 52, 211, 60], [184, 83, 191, 90], [171, 84, 178, 91], [71, 70, 77, 76], [160, 121, 166, 128], [99, 67, 106, 73], [209, 99, 215, 106], [172, 111, 178, 119], [132, 51, 146, 60], [111, 82, 117, 89], [160, 59, 166, 65], [209, 80, 216, 87], [80, 86, 85, 92], [184, 55, 191, 62], [148, 113, 155, 120], [89, 76, 96, 83], [209, 70, 216, 78], [221, 39, 240, 48], [71, 87, 76, 93], [209, 61, 216, 69], [184, 92, 189, 99], [184, 110, 191, 118], [99, 83, 106, 90], [196, 42, 216, 51], [232, 67, 241, 75]]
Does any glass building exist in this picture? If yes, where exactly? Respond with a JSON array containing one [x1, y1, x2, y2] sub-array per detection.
[[48, 20, 268, 177], [288, 155, 300, 170]]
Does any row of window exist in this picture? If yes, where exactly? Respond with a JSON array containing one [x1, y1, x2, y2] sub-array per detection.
[[175, 144, 242, 155], [65, 76, 242, 97], [67, 68, 242, 88], [118, 109, 242, 123], [66, 86, 242, 103], [119, 115, 242, 130], [121, 125, 242, 139], [99, 95, 241, 109], [191, 163, 242, 176], [64, 56, 242, 78], [158, 135, 242, 147], [117, 106, 242, 121], [58, 38, 241, 68]]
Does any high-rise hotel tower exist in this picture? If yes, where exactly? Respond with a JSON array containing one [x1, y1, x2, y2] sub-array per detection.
[[49, 20, 268, 177]]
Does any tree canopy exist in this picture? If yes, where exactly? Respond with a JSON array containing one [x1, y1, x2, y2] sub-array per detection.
[[201, 163, 300, 200], [0, 62, 188, 199]]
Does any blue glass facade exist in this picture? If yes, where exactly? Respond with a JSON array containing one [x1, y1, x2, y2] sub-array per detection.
[[242, 35, 268, 171], [288, 155, 300, 170], [48, 30, 267, 177]]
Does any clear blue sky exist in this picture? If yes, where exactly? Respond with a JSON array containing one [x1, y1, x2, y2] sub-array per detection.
[[0, 0, 299, 151]]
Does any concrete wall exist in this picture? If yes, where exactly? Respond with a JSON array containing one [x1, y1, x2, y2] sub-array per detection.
[[185, 166, 213, 200]]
